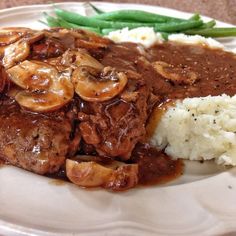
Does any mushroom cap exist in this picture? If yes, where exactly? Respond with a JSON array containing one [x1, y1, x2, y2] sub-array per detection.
[[72, 66, 128, 102], [152, 61, 198, 85], [7, 60, 74, 112], [66, 159, 138, 191]]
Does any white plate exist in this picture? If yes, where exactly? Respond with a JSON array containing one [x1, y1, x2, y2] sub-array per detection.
[[0, 2, 236, 236]]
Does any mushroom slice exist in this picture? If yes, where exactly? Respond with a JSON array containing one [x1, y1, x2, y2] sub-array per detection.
[[2, 32, 45, 69], [44, 56, 67, 72], [66, 160, 113, 187], [7, 60, 55, 90], [103, 163, 139, 191], [75, 50, 104, 70], [69, 28, 111, 44], [7, 60, 74, 112], [61, 49, 104, 70], [76, 39, 108, 51], [66, 28, 111, 50], [0, 27, 30, 46], [25, 31, 45, 44], [72, 66, 128, 102], [152, 61, 198, 85], [66, 159, 138, 191], [15, 89, 73, 112], [2, 40, 30, 69]]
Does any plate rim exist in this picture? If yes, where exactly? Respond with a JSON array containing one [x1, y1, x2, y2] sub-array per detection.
[[0, 2, 236, 236]]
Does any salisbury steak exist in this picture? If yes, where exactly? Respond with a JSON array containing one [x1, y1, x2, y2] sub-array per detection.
[[0, 99, 71, 174], [77, 76, 150, 160]]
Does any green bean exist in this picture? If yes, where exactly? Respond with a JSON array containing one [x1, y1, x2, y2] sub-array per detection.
[[55, 8, 204, 33], [88, 2, 104, 14], [160, 32, 169, 41], [100, 20, 203, 34], [189, 13, 200, 21], [57, 18, 76, 28], [184, 27, 236, 37], [154, 20, 203, 32], [55, 8, 154, 29], [98, 21, 202, 36], [43, 7, 236, 40], [90, 9, 185, 23], [57, 18, 101, 34], [43, 12, 60, 27], [199, 20, 216, 29], [101, 28, 116, 35]]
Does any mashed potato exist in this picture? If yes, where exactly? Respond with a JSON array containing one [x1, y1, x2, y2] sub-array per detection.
[[150, 95, 236, 166], [107, 27, 225, 49], [107, 27, 163, 48]]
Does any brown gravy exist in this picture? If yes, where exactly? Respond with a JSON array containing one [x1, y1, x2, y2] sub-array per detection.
[[132, 144, 183, 186], [103, 42, 236, 100], [102, 41, 236, 186], [148, 42, 236, 99]]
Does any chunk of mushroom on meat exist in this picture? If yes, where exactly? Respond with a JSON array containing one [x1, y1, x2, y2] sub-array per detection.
[[66, 158, 138, 191], [61, 49, 104, 70], [0, 27, 32, 46], [72, 65, 128, 102], [1, 31, 44, 69], [6, 60, 74, 112], [70, 28, 112, 50], [152, 61, 198, 85], [62, 49, 128, 102], [72, 28, 111, 45], [2, 40, 30, 69]]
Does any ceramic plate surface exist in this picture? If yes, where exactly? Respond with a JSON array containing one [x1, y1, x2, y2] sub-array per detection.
[[0, 2, 236, 236]]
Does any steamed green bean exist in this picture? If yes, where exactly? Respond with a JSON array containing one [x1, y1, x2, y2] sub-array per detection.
[[55, 8, 154, 29], [43, 13, 60, 27], [57, 18, 101, 34], [41, 5, 236, 40], [184, 27, 236, 37], [91, 9, 186, 23], [154, 20, 203, 32]]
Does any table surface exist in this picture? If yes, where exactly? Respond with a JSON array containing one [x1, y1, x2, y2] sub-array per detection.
[[0, 0, 236, 25]]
